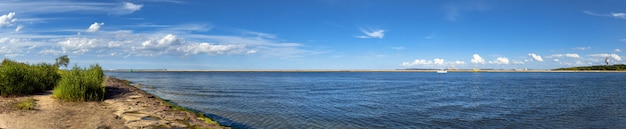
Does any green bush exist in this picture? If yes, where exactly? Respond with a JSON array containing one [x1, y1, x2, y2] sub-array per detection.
[[53, 64, 105, 101], [0, 59, 60, 96]]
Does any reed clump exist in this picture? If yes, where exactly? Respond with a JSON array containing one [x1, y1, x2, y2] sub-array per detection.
[[53, 64, 105, 101], [0, 59, 60, 96]]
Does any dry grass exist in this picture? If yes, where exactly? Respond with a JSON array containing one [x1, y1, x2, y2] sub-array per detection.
[[16, 98, 36, 110]]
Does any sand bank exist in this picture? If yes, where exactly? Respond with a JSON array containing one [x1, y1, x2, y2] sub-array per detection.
[[0, 77, 228, 129]]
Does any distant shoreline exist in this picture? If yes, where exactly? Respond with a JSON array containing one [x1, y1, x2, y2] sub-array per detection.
[[104, 69, 626, 73]]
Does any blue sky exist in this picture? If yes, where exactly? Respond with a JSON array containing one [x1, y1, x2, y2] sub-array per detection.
[[0, 0, 625, 70]]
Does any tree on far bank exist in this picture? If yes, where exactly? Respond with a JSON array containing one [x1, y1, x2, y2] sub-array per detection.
[[55, 55, 70, 68]]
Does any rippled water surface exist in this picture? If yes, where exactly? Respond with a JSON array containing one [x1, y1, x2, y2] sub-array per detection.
[[106, 72, 626, 128]]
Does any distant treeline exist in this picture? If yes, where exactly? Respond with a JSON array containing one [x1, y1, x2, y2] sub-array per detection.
[[554, 64, 626, 71]]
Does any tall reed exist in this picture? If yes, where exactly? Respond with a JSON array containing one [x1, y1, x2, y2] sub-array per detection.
[[0, 59, 60, 96], [53, 64, 105, 101]]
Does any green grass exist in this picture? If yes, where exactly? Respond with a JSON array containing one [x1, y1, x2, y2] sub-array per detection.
[[53, 64, 106, 101], [0, 59, 60, 96], [16, 98, 36, 110]]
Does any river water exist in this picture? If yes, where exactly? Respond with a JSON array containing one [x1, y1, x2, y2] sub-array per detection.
[[106, 72, 626, 128]]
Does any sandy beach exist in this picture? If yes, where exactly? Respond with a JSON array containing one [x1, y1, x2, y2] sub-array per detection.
[[0, 77, 228, 129]]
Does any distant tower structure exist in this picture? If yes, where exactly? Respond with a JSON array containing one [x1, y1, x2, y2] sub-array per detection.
[[605, 56, 610, 66]]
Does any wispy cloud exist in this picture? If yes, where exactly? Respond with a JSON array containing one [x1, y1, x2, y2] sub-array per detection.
[[0, 1, 141, 15], [589, 54, 621, 61], [528, 53, 543, 61], [489, 57, 509, 65], [402, 58, 464, 67], [146, 23, 213, 34], [443, 1, 488, 22], [15, 25, 23, 32], [241, 30, 276, 39], [1, 22, 310, 58], [583, 10, 626, 19], [86, 22, 104, 32], [0, 12, 16, 28], [583, 10, 606, 17], [51, 32, 287, 57], [573, 47, 591, 50], [390, 46, 405, 50], [611, 12, 626, 19], [546, 53, 580, 58], [356, 28, 386, 39], [616, 49, 621, 52], [114, 2, 143, 15], [139, 0, 184, 3], [424, 33, 436, 39]]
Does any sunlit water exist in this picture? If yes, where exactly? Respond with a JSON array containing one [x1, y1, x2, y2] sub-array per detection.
[[106, 72, 626, 128]]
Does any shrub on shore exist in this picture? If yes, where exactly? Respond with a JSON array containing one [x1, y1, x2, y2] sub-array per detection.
[[0, 59, 60, 96], [53, 64, 106, 101]]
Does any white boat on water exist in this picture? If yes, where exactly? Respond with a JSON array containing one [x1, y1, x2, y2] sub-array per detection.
[[436, 70, 447, 73]]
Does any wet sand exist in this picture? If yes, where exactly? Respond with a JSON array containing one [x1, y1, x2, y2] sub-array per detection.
[[0, 77, 228, 129]]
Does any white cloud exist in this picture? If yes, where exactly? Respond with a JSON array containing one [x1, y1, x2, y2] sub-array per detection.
[[611, 12, 626, 19], [471, 54, 485, 64], [548, 53, 580, 58], [58, 37, 112, 54], [528, 53, 543, 61], [452, 61, 465, 65], [185, 34, 309, 58], [433, 58, 445, 65], [121, 2, 143, 13], [589, 54, 622, 61], [402, 59, 432, 66], [0, 12, 16, 28], [140, 34, 182, 49], [356, 28, 386, 39], [553, 59, 559, 62], [0, 37, 26, 44], [402, 58, 465, 67], [616, 49, 621, 52], [177, 43, 253, 55], [2, 19, 308, 58], [512, 60, 525, 64], [0, 45, 24, 57], [54, 33, 258, 57], [15, 25, 23, 32], [87, 22, 104, 32], [489, 57, 509, 65]]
